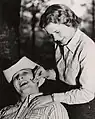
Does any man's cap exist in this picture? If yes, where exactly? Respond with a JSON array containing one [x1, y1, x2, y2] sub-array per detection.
[[3, 56, 45, 87]]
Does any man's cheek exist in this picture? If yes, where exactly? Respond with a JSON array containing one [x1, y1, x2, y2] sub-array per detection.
[[14, 81, 21, 93], [27, 74, 34, 82]]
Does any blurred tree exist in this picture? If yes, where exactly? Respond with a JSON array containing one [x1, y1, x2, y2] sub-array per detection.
[[0, 0, 21, 61], [73, 0, 95, 40], [0, 0, 21, 109], [80, 5, 93, 39], [20, 0, 49, 59]]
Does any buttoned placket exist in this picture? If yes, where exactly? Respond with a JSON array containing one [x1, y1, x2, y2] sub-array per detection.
[[14, 93, 43, 119], [14, 96, 29, 119], [55, 42, 70, 81]]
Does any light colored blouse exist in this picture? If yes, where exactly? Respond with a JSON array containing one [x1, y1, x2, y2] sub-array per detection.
[[54, 29, 95, 104]]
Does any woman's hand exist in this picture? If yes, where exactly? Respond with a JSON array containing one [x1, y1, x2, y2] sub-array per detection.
[[30, 95, 53, 109], [34, 67, 56, 80]]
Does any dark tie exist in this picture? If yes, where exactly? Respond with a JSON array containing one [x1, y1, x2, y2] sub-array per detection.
[[59, 44, 64, 59], [55, 42, 66, 80]]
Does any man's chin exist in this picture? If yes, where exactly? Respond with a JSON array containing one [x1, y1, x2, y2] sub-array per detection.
[[20, 87, 36, 96]]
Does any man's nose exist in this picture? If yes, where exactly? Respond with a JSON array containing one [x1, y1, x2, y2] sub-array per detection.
[[18, 75, 24, 81]]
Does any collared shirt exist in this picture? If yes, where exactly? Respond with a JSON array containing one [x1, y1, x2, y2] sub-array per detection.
[[54, 29, 95, 104], [0, 93, 69, 119]]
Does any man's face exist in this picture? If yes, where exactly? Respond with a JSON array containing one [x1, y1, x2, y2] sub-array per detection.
[[45, 23, 75, 44], [12, 69, 38, 96]]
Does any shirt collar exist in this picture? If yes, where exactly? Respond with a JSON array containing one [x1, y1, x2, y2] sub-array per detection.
[[29, 93, 43, 103], [54, 29, 82, 54], [66, 29, 82, 54]]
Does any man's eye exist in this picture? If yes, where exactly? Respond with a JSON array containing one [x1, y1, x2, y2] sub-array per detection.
[[23, 71, 28, 74], [13, 74, 19, 80], [22, 72, 28, 75], [14, 72, 28, 79]]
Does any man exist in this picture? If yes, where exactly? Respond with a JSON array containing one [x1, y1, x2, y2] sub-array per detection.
[[0, 56, 69, 119], [31, 4, 95, 119]]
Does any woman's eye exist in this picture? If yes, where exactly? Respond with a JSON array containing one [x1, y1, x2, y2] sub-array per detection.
[[54, 30, 59, 33]]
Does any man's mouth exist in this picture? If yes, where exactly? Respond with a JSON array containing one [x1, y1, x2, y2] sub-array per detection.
[[20, 81, 28, 87]]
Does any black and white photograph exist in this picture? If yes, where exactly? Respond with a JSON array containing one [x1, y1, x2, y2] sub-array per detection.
[[0, 0, 95, 119]]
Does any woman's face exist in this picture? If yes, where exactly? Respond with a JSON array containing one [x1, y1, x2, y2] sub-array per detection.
[[45, 23, 75, 44], [12, 69, 38, 97]]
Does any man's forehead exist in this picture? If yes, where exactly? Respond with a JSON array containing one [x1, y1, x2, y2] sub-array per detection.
[[18, 68, 32, 72]]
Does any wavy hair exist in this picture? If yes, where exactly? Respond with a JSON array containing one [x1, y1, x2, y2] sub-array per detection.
[[39, 4, 81, 28]]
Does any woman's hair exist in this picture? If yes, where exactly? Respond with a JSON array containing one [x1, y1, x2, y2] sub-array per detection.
[[39, 4, 81, 28]]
